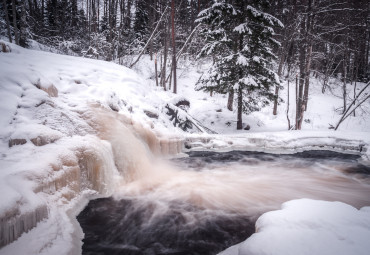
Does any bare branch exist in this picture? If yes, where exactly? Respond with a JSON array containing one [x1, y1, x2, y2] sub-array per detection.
[[130, 6, 169, 69]]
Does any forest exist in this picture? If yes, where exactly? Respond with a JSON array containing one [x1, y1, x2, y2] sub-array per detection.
[[1, 0, 369, 130], [1, 1, 370, 255]]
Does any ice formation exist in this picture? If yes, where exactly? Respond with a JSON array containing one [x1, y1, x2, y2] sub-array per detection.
[[0, 41, 184, 251]]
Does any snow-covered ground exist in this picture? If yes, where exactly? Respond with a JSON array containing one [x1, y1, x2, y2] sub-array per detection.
[[220, 199, 370, 255], [132, 54, 370, 134], [0, 40, 370, 254]]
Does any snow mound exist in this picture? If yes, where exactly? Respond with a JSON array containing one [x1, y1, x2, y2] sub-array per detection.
[[220, 199, 370, 255]]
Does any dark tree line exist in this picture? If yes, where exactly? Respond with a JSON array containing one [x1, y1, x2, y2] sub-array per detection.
[[270, 0, 370, 129], [0, 0, 369, 130]]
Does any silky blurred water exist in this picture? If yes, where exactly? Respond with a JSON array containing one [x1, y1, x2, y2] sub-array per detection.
[[77, 150, 370, 255]]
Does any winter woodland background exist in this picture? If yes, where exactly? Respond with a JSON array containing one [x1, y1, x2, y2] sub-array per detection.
[[1, 1, 370, 255], [1, 0, 369, 131]]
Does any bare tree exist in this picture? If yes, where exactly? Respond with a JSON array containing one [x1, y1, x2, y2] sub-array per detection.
[[335, 81, 370, 130], [171, 0, 177, 94], [11, 0, 19, 45], [130, 6, 169, 68]]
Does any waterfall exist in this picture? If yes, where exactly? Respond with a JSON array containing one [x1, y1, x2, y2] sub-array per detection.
[[82, 105, 183, 184], [84, 106, 370, 216], [2, 105, 370, 254], [0, 105, 183, 249]]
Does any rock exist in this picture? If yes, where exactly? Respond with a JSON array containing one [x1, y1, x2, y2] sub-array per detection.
[[33, 80, 58, 97], [244, 124, 251, 130], [109, 103, 119, 112], [30, 136, 59, 146], [8, 139, 27, 147], [144, 110, 159, 119], [42, 84, 58, 97], [0, 41, 11, 53], [171, 97, 190, 111], [175, 99, 190, 108]]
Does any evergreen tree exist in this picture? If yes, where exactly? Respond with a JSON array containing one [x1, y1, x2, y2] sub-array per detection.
[[133, 0, 149, 45], [196, 0, 282, 129]]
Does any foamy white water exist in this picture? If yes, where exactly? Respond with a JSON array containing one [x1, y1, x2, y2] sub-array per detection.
[[76, 107, 370, 255], [83, 106, 370, 219]]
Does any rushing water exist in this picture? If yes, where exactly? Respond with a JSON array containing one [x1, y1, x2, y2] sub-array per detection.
[[77, 150, 370, 255]]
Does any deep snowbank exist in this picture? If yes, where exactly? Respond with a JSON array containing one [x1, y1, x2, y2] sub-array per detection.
[[219, 199, 370, 255]]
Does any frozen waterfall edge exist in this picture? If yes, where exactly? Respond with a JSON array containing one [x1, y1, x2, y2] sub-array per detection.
[[0, 106, 184, 250]]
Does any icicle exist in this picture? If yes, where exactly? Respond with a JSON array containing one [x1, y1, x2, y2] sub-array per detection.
[[0, 205, 48, 248]]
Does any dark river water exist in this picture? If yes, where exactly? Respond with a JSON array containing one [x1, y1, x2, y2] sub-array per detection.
[[77, 150, 370, 255]]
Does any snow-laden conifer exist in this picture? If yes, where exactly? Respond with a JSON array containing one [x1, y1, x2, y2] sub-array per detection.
[[196, 0, 282, 129]]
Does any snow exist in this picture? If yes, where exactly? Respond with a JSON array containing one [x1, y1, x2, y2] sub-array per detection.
[[219, 199, 370, 255], [0, 41, 184, 254], [0, 40, 370, 254]]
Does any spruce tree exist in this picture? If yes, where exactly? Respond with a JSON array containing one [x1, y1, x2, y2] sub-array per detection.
[[133, 0, 149, 46], [196, 0, 282, 129]]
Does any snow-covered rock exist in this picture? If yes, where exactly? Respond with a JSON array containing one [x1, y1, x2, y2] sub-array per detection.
[[219, 199, 370, 255]]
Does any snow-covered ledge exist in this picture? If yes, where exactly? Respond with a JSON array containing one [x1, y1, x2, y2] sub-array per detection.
[[184, 131, 370, 163]]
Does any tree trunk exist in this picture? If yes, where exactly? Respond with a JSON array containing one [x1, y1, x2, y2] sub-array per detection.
[[11, 0, 19, 45], [87, 0, 90, 37], [322, 52, 333, 94], [91, 0, 97, 33], [125, 0, 132, 31], [296, 44, 306, 130], [130, 6, 169, 68], [303, 44, 313, 111], [155, 53, 159, 87], [171, 0, 177, 94], [342, 54, 347, 114], [149, 0, 156, 60], [353, 62, 358, 116], [42, 0, 44, 26], [71, 0, 78, 27], [286, 79, 291, 130], [19, 1, 27, 47], [164, 23, 201, 84], [296, 13, 306, 130], [273, 85, 280, 115], [161, 19, 169, 91], [3, 0, 12, 43], [286, 63, 292, 130], [227, 88, 234, 111], [273, 51, 285, 115], [236, 88, 243, 130], [296, 0, 315, 129]]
